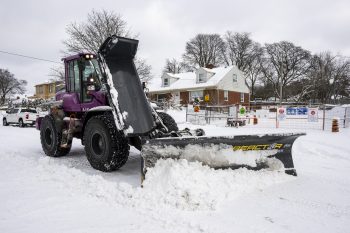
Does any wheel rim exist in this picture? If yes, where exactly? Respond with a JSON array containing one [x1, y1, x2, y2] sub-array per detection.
[[19, 120, 23, 127], [44, 127, 53, 146], [3, 119, 6, 125], [91, 132, 105, 156]]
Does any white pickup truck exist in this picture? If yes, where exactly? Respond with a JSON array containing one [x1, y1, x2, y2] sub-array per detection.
[[2, 108, 39, 127]]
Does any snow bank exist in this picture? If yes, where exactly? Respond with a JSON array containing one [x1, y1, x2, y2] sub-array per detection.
[[141, 159, 294, 210], [2, 151, 293, 212]]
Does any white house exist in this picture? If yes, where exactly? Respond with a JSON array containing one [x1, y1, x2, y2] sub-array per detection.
[[148, 65, 250, 105]]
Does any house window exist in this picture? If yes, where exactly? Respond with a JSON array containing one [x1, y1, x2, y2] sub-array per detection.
[[232, 74, 237, 83], [190, 90, 204, 101], [157, 94, 168, 101], [224, 90, 228, 101], [240, 93, 245, 102], [198, 73, 205, 83], [49, 84, 53, 93], [163, 78, 169, 87]]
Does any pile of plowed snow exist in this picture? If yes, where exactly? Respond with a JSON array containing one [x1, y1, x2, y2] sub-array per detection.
[[141, 159, 295, 210], [2, 150, 294, 212]]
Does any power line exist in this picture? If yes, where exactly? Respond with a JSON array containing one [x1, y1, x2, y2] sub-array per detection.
[[0, 50, 61, 64]]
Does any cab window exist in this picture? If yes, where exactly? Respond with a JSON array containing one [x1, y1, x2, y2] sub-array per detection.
[[67, 60, 80, 97], [81, 58, 102, 102]]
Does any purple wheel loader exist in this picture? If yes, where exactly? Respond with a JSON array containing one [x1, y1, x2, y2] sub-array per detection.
[[36, 35, 304, 181]]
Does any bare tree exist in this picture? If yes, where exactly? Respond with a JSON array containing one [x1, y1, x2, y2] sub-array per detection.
[[183, 34, 226, 68], [261, 41, 311, 102], [332, 57, 350, 103], [63, 9, 130, 54], [0, 69, 27, 105], [309, 52, 350, 103], [49, 65, 65, 81], [62, 9, 152, 81], [136, 57, 153, 82], [224, 32, 254, 71], [223, 32, 264, 99], [284, 78, 313, 103], [163, 58, 190, 74]]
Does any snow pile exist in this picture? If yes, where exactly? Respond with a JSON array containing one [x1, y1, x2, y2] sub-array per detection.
[[141, 159, 295, 210], [13, 153, 294, 212]]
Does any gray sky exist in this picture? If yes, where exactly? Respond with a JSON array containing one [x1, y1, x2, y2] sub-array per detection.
[[1, 0, 349, 94]]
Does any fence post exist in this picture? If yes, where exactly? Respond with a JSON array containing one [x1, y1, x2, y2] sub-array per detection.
[[275, 106, 278, 128], [322, 105, 325, 131], [343, 108, 347, 128], [209, 107, 211, 124]]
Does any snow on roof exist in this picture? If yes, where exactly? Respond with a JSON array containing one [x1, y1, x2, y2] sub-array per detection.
[[149, 66, 234, 93], [35, 80, 62, 86]]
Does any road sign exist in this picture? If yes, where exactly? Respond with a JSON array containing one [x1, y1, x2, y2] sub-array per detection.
[[308, 108, 318, 122], [204, 94, 210, 102], [239, 106, 246, 115], [277, 107, 286, 121]]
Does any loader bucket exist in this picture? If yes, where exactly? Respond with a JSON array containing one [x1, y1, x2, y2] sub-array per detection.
[[98, 36, 155, 135], [141, 133, 305, 180]]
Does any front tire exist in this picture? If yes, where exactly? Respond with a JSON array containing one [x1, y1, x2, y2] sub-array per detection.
[[40, 115, 71, 157], [157, 111, 178, 132], [84, 113, 129, 172], [3, 118, 8, 126]]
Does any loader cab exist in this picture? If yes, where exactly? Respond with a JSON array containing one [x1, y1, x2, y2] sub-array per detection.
[[62, 53, 105, 112]]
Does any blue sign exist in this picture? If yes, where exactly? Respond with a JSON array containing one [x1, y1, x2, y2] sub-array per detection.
[[287, 107, 297, 115], [286, 107, 308, 115]]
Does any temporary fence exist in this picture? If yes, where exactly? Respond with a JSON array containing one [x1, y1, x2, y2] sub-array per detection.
[[185, 104, 350, 131]]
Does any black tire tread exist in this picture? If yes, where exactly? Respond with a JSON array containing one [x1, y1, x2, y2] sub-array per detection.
[[84, 113, 129, 172], [157, 111, 178, 132], [40, 115, 71, 157], [19, 118, 25, 128]]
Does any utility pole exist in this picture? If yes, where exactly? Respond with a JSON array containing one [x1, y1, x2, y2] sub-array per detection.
[[279, 62, 283, 105]]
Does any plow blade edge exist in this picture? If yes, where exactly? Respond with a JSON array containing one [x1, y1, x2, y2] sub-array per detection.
[[141, 133, 305, 179]]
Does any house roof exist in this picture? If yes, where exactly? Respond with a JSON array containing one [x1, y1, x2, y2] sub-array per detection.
[[148, 66, 234, 93], [34, 80, 63, 87]]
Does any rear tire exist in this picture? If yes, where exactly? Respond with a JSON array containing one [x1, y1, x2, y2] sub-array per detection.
[[157, 111, 178, 132], [19, 119, 25, 128], [3, 118, 8, 126], [84, 113, 129, 172], [40, 115, 71, 157]]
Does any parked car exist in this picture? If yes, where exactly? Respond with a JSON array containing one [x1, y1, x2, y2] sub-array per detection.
[[2, 108, 39, 127]]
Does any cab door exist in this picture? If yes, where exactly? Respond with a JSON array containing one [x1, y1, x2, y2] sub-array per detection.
[[62, 59, 82, 112], [79, 57, 103, 111]]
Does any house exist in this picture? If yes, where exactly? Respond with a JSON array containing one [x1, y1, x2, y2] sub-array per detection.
[[33, 80, 63, 100], [148, 66, 250, 106]]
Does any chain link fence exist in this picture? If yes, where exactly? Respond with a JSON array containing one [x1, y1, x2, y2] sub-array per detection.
[[186, 104, 350, 131]]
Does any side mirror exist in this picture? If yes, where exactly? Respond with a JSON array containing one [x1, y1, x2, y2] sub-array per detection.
[[6, 110, 10, 114]]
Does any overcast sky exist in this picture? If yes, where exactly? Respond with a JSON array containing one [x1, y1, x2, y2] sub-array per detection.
[[1, 0, 350, 94]]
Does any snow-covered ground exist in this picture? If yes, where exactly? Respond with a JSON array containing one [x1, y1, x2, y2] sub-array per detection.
[[0, 111, 350, 233]]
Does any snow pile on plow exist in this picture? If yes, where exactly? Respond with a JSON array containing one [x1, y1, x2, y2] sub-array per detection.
[[140, 159, 295, 210]]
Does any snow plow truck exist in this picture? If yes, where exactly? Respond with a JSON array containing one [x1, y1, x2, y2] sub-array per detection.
[[36, 35, 304, 181]]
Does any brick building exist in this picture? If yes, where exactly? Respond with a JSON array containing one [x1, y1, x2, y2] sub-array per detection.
[[148, 66, 250, 106]]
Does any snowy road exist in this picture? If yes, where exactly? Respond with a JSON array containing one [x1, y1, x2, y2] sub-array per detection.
[[0, 118, 350, 233]]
